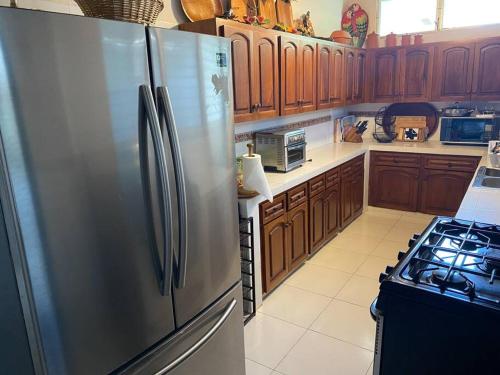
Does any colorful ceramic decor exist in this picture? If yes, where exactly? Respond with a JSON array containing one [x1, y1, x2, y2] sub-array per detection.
[[341, 3, 368, 48]]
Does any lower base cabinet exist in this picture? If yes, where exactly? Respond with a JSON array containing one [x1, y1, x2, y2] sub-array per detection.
[[260, 154, 365, 294], [369, 151, 480, 216]]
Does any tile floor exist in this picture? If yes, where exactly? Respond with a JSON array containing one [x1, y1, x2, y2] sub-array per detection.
[[244, 206, 435, 375]]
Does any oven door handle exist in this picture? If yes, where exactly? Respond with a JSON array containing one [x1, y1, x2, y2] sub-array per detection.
[[286, 142, 307, 151]]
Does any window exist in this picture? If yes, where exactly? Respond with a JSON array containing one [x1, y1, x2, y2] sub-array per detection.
[[379, 0, 500, 35], [379, 0, 438, 35], [442, 0, 500, 29]]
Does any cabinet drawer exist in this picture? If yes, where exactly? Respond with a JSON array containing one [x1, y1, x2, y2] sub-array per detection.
[[287, 183, 308, 209], [422, 155, 480, 172], [352, 154, 365, 170], [260, 194, 286, 224], [308, 174, 326, 197], [371, 151, 421, 167], [326, 167, 340, 188]]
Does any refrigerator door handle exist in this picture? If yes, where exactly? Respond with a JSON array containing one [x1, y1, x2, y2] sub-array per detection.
[[153, 298, 237, 375], [140, 84, 174, 296], [157, 86, 188, 289]]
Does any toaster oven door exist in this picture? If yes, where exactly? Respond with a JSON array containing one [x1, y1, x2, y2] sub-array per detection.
[[286, 143, 306, 171]]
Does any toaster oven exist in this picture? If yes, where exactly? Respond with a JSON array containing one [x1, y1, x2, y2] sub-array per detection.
[[255, 129, 306, 172]]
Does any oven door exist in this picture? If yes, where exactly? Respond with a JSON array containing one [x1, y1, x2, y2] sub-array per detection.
[[285, 142, 306, 171]]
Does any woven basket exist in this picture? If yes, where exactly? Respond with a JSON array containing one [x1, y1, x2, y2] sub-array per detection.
[[74, 0, 164, 25]]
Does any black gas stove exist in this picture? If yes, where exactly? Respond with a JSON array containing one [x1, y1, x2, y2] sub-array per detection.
[[372, 217, 500, 375]]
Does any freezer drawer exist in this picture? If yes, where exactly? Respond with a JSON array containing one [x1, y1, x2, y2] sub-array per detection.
[[118, 282, 245, 375]]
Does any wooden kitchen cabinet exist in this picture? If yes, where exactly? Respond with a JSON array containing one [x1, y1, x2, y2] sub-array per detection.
[[309, 191, 326, 254], [317, 43, 345, 110], [400, 45, 434, 102], [341, 155, 365, 227], [432, 42, 475, 102], [472, 37, 500, 101], [368, 48, 400, 103], [344, 48, 356, 105], [262, 215, 288, 293], [324, 182, 341, 242], [280, 35, 316, 116], [287, 202, 309, 271], [330, 46, 346, 107], [419, 169, 474, 216], [353, 49, 367, 104]]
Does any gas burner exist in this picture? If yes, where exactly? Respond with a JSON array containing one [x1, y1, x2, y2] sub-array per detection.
[[430, 269, 474, 294]]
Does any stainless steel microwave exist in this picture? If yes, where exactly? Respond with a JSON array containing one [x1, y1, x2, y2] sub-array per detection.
[[255, 129, 306, 172], [440, 116, 500, 145]]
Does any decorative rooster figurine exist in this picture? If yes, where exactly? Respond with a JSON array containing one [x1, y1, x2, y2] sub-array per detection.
[[341, 3, 369, 48]]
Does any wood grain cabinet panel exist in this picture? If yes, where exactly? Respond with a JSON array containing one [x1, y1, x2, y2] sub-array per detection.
[[472, 37, 500, 101], [253, 31, 280, 119], [432, 42, 475, 102], [300, 41, 317, 112], [400, 46, 434, 102], [345, 49, 356, 105], [262, 215, 288, 293], [287, 202, 309, 271], [330, 46, 345, 107], [317, 43, 332, 110], [324, 183, 341, 242], [369, 48, 400, 102], [419, 169, 474, 216], [353, 49, 367, 104], [340, 163, 353, 226], [309, 192, 326, 254], [223, 26, 254, 122], [280, 36, 302, 116]]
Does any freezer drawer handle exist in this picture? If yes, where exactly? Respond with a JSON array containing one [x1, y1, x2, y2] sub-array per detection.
[[140, 85, 174, 296], [158, 86, 188, 290], [154, 298, 237, 375]]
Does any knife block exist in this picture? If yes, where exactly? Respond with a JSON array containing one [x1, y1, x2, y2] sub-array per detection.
[[343, 126, 363, 143]]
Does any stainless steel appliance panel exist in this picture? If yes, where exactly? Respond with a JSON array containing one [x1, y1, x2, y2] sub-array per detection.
[[0, 9, 175, 374], [117, 283, 245, 375], [148, 29, 241, 327]]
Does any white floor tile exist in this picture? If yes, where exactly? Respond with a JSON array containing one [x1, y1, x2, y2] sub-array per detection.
[[286, 263, 352, 297], [336, 275, 380, 307], [341, 220, 393, 239], [245, 359, 273, 375], [329, 233, 384, 255], [276, 331, 373, 375], [311, 300, 376, 350], [385, 220, 427, 242], [365, 206, 403, 219], [308, 246, 368, 273], [258, 285, 331, 328], [356, 256, 393, 280], [244, 313, 306, 369], [370, 238, 409, 260]]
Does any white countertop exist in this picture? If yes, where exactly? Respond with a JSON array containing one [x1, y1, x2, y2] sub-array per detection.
[[259, 140, 500, 225]]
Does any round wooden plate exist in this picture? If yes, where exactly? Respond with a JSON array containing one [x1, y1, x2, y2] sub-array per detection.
[[181, 0, 223, 22]]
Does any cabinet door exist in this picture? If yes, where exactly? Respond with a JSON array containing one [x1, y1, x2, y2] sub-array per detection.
[[223, 26, 254, 123], [300, 40, 317, 112], [345, 49, 355, 105], [317, 43, 332, 110], [287, 202, 309, 271], [340, 165, 353, 227], [262, 215, 288, 293], [351, 169, 364, 218], [253, 31, 280, 119], [309, 193, 326, 254], [419, 169, 474, 216], [472, 38, 500, 101], [432, 42, 475, 102], [369, 48, 400, 102], [324, 184, 341, 242], [280, 36, 301, 116], [330, 46, 345, 107], [400, 46, 434, 102], [353, 49, 367, 104], [369, 165, 420, 212]]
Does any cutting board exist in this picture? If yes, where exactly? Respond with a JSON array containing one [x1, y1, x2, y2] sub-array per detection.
[[276, 0, 293, 27], [259, 0, 277, 28], [231, 0, 257, 20], [181, 0, 224, 22]]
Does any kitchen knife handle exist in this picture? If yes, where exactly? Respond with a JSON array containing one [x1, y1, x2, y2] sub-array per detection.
[[158, 86, 188, 290], [153, 299, 237, 375], [140, 85, 174, 296]]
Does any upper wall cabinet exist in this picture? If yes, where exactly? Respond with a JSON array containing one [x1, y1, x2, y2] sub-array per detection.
[[317, 43, 345, 110], [400, 45, 434, 102], [368, 48, 400, 102], [472, 37, 500, 101], [345, 48, 366, 105], [432, 42, 475, 102]]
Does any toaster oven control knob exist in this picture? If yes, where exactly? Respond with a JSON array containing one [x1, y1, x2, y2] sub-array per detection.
[[379, 272, 389, 283], [385, 266, 394, 275], [397, 251, 406, 260], [408, 233, 421, 247]]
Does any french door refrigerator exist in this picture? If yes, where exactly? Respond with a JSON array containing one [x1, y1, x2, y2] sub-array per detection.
[[0, 7, 244, 375]]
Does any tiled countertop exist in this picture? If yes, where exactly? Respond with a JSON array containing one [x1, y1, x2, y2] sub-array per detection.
[[261, 140, 499, 224]]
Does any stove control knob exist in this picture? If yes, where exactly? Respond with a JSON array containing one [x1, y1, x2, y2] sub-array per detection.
[[385, 266, 394, 274], [408, 233, 421, 247], [397, 251, 406, 260], [379, 272, 389, 283]]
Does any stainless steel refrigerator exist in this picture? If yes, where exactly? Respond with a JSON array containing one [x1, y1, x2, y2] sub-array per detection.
[[0, 7, 245, 375]]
